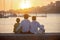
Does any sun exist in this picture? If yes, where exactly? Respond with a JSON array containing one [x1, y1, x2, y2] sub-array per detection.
[[19, 0, 31, 9]]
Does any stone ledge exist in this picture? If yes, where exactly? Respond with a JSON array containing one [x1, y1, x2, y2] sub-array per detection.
[[0, 33, 60, 40]]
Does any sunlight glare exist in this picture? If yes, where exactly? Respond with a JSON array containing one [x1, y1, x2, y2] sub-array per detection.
[[19, 0, 31, 9]]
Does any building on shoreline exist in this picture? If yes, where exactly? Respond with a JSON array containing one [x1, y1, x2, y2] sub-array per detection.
[[56, 1, 60, 13]]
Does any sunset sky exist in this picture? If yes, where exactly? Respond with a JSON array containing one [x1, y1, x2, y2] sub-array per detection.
[[0, 0, 59, 11]]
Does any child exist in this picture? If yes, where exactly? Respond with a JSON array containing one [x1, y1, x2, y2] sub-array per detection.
[[13, 18, 22, 34], [16, 14, 31, 34], [30, 16, 45, 34], [30, 16, 40, 34]]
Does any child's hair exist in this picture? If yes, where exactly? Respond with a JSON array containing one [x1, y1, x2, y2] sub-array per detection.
[[16, 18, 20, 23], [24, 14, 29, 19], [32, 16, 36, 20]]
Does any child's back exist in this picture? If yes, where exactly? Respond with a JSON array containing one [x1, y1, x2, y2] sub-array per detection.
[[30, 16, 41, 34], [30, 21, 40, 34]]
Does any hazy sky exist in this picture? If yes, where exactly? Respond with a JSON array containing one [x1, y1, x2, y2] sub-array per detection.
[[0, 0, 59, 10]]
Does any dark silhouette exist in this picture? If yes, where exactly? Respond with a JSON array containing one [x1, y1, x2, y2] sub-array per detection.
[[13, 18, 22, 34]]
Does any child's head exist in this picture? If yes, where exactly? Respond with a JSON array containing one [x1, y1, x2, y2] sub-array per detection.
[[16, 18, 20, 23], [32, 16, 36, 20], [24, 14, 29, 19]]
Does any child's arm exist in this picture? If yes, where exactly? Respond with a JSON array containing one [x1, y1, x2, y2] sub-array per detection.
[[37, 23, 45, 33], [40, 25, 45, 33]]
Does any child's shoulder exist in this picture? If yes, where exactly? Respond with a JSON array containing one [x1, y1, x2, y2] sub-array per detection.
[[14, 23, 19, 26]]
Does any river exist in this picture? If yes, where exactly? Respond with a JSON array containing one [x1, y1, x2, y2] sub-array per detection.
[[0, 13, 60, 33]]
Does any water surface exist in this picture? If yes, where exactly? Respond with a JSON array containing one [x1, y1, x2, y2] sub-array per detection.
[[0, 13, 60, 33]]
